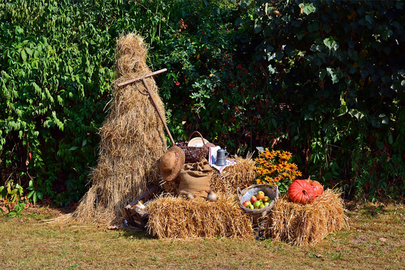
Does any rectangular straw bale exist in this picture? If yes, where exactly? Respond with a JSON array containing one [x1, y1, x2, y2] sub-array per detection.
[[210, 155, 256, 195], [147, 194, 255, 239], [262, 189, 348, 246]]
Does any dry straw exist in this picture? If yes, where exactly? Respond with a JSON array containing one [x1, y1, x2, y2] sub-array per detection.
[[262, 189, 348, 246], [71, 33, 167, 225], [161, 176, 180, 196], [210, 154, 257, 195], [147, 194, 255, 239]]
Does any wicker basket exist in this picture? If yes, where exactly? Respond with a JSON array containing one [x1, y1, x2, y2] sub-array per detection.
[[177, 131, 210, 163], [237, 184, 279, 220]]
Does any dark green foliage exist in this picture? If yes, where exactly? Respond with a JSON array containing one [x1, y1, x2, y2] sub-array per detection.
[[252, 0, 405, 200], [152, 0, 268, 152]]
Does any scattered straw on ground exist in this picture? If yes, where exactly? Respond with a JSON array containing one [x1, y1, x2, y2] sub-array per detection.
[[210, 154, 256, 195], [69, 33, 167, 225], [147, 193, 255, 239], [263, 189, 348, 246]]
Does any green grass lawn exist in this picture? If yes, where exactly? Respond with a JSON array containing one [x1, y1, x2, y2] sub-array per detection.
[[0, 202, 404, 270]]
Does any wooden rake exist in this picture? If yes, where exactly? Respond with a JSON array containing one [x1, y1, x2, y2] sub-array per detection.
[[117, 68, 175, 146]]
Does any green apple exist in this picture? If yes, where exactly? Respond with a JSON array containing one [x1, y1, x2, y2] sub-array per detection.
[[263, 196, 270, 202], [253, 201, 261, 209], [259, 203, 265, 209]]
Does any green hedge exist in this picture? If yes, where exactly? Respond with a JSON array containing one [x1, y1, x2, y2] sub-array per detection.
[[1, 0, 404, 204], [0, 0, 173, 204], [251, 0, 405, 200]]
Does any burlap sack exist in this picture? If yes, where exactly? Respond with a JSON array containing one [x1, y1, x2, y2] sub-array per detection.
[[178, 158, 214, 197]]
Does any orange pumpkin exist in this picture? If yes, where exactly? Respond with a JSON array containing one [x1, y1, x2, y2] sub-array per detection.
[[288, 180, 315, 205], [306, 177, 324, 196]]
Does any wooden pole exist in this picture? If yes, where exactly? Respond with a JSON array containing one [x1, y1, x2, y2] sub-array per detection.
[[117, 68, 168, 87], [141, 77, 175, 146], [117, 68, 176, 146]]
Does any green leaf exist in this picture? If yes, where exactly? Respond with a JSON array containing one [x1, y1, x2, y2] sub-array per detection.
[[323, 37, 338, 51], [25, 47, 33, 57], [7, 211, 17, 217], [21, 49, 27, 62], [339, 104, 348, 116], [365, 14, 373, 25], [27, 190, 35, 199], [388, 132, 393, 145], [326, 67, 341, 84], [381, 27, 393, 41], [37, 192, 43, 201], [300, 3, 316, 15]]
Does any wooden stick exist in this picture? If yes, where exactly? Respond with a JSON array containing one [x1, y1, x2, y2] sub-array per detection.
[[117, 68, 168, 87], [116, 68, 175, 146], [141, 77, 176, 146]]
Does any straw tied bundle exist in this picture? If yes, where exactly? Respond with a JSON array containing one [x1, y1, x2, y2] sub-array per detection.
[[147, 194, 255, 239], [71, 34, 167, 225], [262, 189, 348, 246]]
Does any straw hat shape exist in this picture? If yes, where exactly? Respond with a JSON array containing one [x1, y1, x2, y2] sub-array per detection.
[[159, 146, 185, 181]]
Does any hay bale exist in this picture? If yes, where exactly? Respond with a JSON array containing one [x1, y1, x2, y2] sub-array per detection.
[[71, 33, 167, 225], [210, 154, 256, 195], [147, 194, 255, 239], [263, 189, 348, 246]]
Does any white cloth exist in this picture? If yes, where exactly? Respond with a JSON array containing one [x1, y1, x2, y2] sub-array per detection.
[[209, 146, 237, 173]]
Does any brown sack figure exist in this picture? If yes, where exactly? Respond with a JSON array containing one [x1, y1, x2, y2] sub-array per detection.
[[178, 158, 213, 197]]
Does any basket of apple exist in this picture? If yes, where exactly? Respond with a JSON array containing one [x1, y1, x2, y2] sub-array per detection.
[[237, 184, 279, 217]]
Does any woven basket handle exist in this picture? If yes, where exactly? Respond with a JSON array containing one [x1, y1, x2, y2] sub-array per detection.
[[187, 131, 206, 146], [236, 187, 242, 199]]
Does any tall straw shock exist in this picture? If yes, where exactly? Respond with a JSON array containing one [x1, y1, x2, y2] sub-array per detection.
[[70, 34, 168, 225]]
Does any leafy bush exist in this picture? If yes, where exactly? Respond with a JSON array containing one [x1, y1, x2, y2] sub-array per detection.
[[0, 0, 172, 205], [252, 0, 405, 200], [152, 0, 269, 153], [0, 180, 27, 217]]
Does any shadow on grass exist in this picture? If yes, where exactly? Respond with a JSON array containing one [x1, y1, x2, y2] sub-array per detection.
[[121, 226, 155, 240]]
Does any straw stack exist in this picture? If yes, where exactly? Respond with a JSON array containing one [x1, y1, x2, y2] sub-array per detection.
[[71, 34, 167, 225], [147, 194, 255, 239], [210, 155, 257, 195], [262, 189, 348, 246]]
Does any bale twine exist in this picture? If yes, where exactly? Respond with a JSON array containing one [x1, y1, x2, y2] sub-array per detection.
[[147, 194, 255, 239], [71, 33, 167, 225], [262, 189, 348, 246]]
